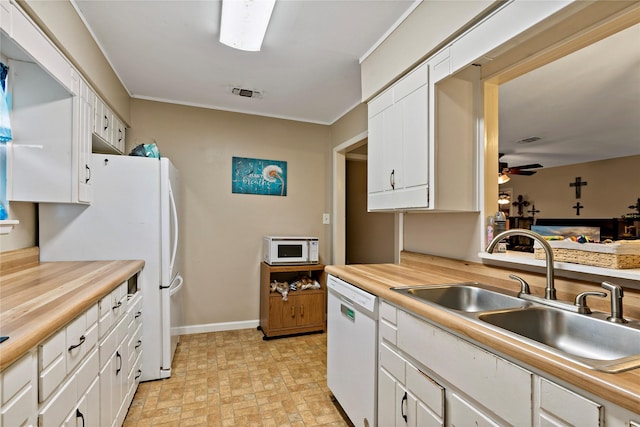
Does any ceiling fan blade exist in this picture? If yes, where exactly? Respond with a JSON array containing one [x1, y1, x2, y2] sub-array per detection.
[[510, 163, 543, 170], [509, 170, 537, 176]]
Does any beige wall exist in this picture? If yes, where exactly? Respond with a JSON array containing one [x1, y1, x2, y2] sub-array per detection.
[[128, 99, 331, 328], [330, 103, 367, 148], [360, 0, 497, 101], [19, 0, 131, 124], [346, 160, 394, 264], [0, 202, 36, 251], [504, 155, 640, 219]]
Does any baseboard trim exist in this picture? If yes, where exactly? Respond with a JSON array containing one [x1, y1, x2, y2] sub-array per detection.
[[175, 320, 260, 336]]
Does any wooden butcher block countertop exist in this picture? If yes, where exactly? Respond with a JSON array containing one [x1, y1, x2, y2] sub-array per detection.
[[0, 247, 144, 372], [326, 251, 640, 415]]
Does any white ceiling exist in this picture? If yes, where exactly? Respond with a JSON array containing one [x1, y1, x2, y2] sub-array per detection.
[[72, 0, 418, 125], [498, 24, 640, 170], [73, 2, 639, 168]]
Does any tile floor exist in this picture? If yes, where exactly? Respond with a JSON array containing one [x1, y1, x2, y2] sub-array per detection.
[[123, 329, 352, 427]]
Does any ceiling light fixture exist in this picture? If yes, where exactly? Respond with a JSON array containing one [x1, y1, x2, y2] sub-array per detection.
[[220, 0, 276, 52], [498, 172, 511, 184]]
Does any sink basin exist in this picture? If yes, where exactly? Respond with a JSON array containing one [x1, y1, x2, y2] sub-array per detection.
[[392, 283, 529, 312], [479, 306, 640, 372]]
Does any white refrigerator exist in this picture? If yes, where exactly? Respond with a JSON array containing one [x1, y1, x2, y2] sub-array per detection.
[[39, 154, 184, 381]]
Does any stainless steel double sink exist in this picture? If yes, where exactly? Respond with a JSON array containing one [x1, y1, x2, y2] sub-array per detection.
[[392, 283, 640, 373]]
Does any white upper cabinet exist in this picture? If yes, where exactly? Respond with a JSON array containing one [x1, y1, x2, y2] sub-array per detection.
[[367, 56, 479, 212], [368, 62, 429, 211], [92, 95, 126, 155], [2, 1, 93, 204]]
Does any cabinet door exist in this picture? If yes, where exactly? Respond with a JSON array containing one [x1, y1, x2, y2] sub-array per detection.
[[295, 293, 323, 327], [75, 74, 93, 203], [268, 295, 297, 330], [7, 59, 75, 203], [378, 367, 401, 427], [538, 378, 602, 427], [400, 85, 428, 199]]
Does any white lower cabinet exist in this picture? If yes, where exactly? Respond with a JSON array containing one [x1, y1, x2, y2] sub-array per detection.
[[0, 351, 38, 427], [380, 300, 640, 427], [379, 339, 444, 426], [0, 287, 141, 427]]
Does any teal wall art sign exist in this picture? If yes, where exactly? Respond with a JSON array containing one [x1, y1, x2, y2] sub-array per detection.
[[232, 156, 287, 196]]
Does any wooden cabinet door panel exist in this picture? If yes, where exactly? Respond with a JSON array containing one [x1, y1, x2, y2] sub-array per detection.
[[268, 295, 297, 330]]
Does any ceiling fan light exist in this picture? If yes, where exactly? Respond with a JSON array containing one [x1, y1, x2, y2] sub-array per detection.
[[220, 0, 276, 52], [498, 173, 511, 184]]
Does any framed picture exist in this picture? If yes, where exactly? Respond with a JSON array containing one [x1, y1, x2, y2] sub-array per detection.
[[232, 156, 287, 196]]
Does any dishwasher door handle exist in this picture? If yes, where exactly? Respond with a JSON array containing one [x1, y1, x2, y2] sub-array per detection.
[[340, 303, 356, 321]]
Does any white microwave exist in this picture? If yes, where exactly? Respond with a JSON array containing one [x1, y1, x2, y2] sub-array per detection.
[[263, 236, 319, 265]]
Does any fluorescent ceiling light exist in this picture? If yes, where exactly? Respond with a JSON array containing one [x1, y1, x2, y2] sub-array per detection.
[[220, 0, 276, 52]]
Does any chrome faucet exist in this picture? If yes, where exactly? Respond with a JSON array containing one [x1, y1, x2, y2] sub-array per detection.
[[487, 229, 556, 300], [601, 281, 627, 323]]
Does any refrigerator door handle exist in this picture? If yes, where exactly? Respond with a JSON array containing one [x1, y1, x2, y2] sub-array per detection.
[[169, 275, 184, 296], [169, 184, 179, 277]]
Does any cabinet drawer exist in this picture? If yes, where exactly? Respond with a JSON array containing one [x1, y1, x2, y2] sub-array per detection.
[[38, 371, 76, 427], [127, 323, 143, 370], [99, 282, 128, 338], [406, 364, 444, 419], [539, 378, 602, 426], [39, 328, 66, 402], [0, 353, 36, 427], [1, 351, 35, 405], [379, 342, 405, 382], [380, 301, 397, 325], [379, 319, 397, 345]]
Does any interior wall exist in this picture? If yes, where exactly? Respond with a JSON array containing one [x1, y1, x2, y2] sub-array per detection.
[[403, 212, 483, 261], [0, 202, 36, 251], [503, 155, 640, 219], [128, 99, 331, 329], [346, 160, 394, 264]]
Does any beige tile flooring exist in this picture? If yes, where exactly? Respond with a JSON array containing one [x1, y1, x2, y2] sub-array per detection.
[[123, 329, 352, 427]]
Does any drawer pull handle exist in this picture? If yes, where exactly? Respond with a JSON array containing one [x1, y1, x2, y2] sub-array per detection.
[[116, 351, 122, 375], [112, 301, 122, 310], [68, 335, 86, 352], [135, 340, 142, 350], [135, 311, 142, 319], [401, 391, 408, 422], [85, 165, 91, 183], [76, 409, 85, 427], [135, 369, 142, 380], [104, 115, 109, 131]]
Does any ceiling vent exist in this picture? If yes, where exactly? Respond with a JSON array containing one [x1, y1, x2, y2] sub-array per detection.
[[232, 87, 262, 98], [516, 136, 541, 144]]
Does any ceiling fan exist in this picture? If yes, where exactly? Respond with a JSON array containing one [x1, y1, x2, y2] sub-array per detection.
[[498, 153, 543, 183]]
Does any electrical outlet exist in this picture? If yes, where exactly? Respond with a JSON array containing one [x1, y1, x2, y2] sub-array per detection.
[[322, 213, 330, 225]]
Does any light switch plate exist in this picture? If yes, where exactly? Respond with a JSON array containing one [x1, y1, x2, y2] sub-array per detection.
[[323, 213, 330, 225]]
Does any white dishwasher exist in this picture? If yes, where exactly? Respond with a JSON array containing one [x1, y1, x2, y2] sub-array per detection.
[[327, 274, 378, 427]]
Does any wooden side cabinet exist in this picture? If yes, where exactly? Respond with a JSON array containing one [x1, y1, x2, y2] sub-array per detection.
[[259, 262, 326, 339]]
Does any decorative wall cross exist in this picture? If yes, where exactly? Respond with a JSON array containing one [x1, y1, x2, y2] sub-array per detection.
[[570, 176, 588, 198], [528, 205, 540, 220], [573, 202, 584, 216], [512, 195, 530, 217]]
